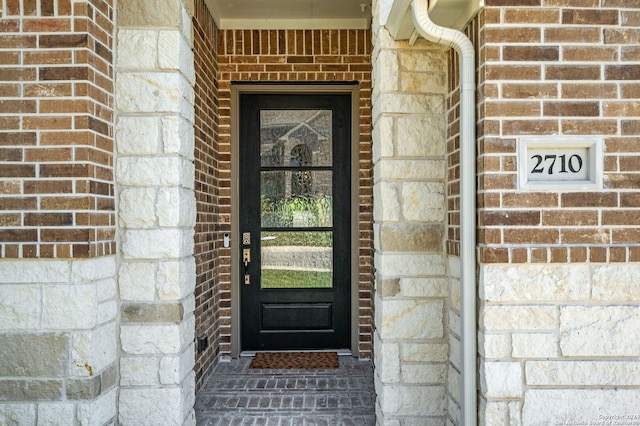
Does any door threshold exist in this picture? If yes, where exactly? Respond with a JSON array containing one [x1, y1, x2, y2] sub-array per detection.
[[240, 349, 352, 357]]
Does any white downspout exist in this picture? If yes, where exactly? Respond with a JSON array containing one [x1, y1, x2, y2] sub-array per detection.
[[410, 0, 477, 424]]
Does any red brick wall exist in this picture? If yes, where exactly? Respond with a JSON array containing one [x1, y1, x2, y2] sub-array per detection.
[[468, 3, 640, 264], [217, 28, 375, 359], [0, 0, 115, 259], [193, 0, 223, 388]]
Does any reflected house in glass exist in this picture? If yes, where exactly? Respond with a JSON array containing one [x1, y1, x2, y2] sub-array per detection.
[[260, 110, 333, 203]]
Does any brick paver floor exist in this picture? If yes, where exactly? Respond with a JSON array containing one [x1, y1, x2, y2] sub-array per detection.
[[195, 355, 376, 425]]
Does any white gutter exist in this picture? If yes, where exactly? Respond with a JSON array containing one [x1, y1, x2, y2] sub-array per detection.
[[410, 0, 477, 424]]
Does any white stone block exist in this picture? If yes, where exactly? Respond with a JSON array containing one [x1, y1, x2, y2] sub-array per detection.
[[481, 361, 522, 398], [159, 344, 194, 385], [121, 316, 194, 355], [43, 284, 97, 330], [480, 264, 591, 302], [402, 182, 446, 222], [399, 50, 447, 73], [157, 187, 196, 227], [374, 182, 400, 222], [479, 332, 511, 359], [0, 404, 35, 425], [120, 356, 159, 386], [157, 258, 196, 300], [481, 305, 557, 331], [397, 116, 446, 157], [592, 264, 640, 301], [402, 364, 446, 384], [372, 116, 394, 161], [560, 306, 640, 356], [400, 71, 447, 94], [526, 360, 640, 386], [0, 260, 69, 284], [72, 257, 116, 282], [116, 72, 184, 113], [379, 385, 446, 416], [373, 93, 444, 118], [71, 323, 117, 377], [158, 30, 182, 70], [116, 30, 158, 69], [378, 298, 443, 339], [375, 253, 446, 277], [522, 389, 640, 425], [119, 262, 156, 301], [448, 335, 461, 370], [38, 403, 75, 426], [77, 388, 117, 426], [508, 400, 523, 426], [512, 333, 557, 358], [96, 278, 117, 303], [162, 115, 193, 158], [447, 366, 461, 405], [480, 400, 508, 426], [116, 156, 189, 187], [376, 50, 399, 92], [375, 159, 446, 180], [122, 229, 194, 260], [97, 300, 117, 325], [400, 277, 448, 298], [116, 116, 161, 155], [402, 343, 448, 363], [119, 188, 157, 228], [375, 339, 400, 383], [119, 387, 184, 425], [0, 285, 40, 329]]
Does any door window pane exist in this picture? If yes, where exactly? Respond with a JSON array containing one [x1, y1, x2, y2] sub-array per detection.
[[260, 110, 332, 167], [261, 231, 333, 289], [261, 171, 333, 228]]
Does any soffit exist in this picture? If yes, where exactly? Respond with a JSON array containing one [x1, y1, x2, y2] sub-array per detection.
[[205, 0, 372, 29]]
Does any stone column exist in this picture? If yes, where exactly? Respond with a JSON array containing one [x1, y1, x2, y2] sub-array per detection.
[[115, 0, 196, 424], [372, 0, 450, 423]]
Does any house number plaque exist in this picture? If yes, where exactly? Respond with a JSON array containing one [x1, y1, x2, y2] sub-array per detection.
[[518, 137, 603, 190]]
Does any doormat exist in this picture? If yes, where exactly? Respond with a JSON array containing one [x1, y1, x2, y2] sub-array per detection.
[[249, 352, 339, 369]]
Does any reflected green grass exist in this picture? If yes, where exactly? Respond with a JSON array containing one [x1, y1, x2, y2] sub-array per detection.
[[261, 269, 332, 289]]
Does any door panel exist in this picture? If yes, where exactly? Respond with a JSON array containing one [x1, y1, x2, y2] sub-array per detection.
[[240, 93, 351, 351]]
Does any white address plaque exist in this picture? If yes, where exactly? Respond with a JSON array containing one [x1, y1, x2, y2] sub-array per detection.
[[518, 137, 603, 190]]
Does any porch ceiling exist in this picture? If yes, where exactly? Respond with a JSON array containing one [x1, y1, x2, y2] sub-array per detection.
[[204, 0, 372, 29]]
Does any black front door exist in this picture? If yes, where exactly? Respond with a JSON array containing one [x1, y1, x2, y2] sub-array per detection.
[[239, 92, 351, 351]]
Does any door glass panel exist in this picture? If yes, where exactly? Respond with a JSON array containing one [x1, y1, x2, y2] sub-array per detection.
[[261, 231, 333, 289], [260, 171, 333, 228], [260, 110, 333, 167]]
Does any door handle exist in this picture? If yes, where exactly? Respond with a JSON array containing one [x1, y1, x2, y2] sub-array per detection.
[[243, 248, 251, 267]]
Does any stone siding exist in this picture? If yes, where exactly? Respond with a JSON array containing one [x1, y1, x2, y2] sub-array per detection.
[[115, 0, 197, 424], [372, 1, 450, 424], [0, 257, 118, 425]]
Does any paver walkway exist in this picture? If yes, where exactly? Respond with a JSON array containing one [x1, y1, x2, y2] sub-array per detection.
[[195, 355, 376, 425]]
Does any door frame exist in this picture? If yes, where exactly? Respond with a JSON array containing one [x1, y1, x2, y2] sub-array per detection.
[[230, 83, 361, 357]]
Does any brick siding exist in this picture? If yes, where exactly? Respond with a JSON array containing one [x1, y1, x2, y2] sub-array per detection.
[[193, 0, 223, 389], [470, 3, 640, 264], [0, 0, 115, 259]]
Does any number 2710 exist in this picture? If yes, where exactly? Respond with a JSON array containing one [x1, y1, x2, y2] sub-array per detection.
[[530, 154, 583, 175]]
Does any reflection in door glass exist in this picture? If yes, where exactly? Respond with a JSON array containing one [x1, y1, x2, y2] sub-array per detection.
[[261, 231, 333, 289], [261, 171, 333, 228], [260, 110, 332, 167]]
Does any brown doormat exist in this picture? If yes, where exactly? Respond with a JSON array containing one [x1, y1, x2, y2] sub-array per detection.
[[249, 352, 339, 369]]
